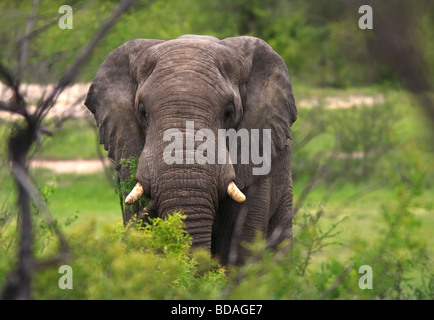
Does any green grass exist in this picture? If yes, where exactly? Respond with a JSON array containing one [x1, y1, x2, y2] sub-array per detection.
[[293, 178, 434, 261], [0, 168, 121, 234], [32, 170, 120, 223], [36, 119, 107, 160]]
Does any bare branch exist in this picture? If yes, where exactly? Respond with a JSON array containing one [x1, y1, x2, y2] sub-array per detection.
[[17, 0, 40, 86], [15, 0, 89, 48], [227, 204, 249, 266], [36, 0, 137, 122], [318, 262, 354, 300], [0, 64, 27, 118]]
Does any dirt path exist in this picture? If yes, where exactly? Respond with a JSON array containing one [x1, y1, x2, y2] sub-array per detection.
[[0, 82, 92, 121], [31, 159, 112, 174], [298, 94, 384, 109]]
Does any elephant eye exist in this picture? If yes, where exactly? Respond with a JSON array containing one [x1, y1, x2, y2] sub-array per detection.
[[138, 101, 147, 119], [224, 103, 235, 123]]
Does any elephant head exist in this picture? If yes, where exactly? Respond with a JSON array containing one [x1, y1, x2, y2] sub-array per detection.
[[85, 35, 297, 263]]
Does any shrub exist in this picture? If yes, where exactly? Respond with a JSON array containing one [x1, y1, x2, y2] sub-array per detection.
[[1, 173, 432, 299], [30, 212, 226, 299]]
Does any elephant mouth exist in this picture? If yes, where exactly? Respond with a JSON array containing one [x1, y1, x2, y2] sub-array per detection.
[[125, 180, 246, 205]]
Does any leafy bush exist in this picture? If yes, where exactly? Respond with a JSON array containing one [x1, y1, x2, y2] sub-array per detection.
[[29, 212, 226, 299], [116, 155, 150, 210], [223, 181, 432, 300], [1, 176, 431, 299]]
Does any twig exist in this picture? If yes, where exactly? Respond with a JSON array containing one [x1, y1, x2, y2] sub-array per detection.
[[11, 163, 69, 258], [0, 65, 27, 118], [35, 0, 137, 122], [318, 262, 354, 300], [17, 0, 40, 86], [226, 182, 258, 266], [227, 204, 249, 266]]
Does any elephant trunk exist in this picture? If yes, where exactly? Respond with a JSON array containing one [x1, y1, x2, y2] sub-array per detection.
[[155, 167, 218, 249]]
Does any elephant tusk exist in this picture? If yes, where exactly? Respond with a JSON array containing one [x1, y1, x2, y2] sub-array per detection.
[[227, 181, 246, 203], [125, 182, 144, 205]]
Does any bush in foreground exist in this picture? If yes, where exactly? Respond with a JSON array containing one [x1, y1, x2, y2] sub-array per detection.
[[1, 186, 431, 300]]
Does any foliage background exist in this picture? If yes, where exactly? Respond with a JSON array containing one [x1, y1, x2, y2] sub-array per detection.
[[0, 0, 433, 299], [1, 0, 433, 87]]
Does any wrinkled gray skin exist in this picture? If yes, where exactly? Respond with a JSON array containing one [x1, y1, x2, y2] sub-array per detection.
[[85, 35, 297, 264]]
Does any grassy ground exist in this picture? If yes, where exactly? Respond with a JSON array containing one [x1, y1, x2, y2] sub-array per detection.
[[32, 170, 120, 223], [34, 119, 106, 160]]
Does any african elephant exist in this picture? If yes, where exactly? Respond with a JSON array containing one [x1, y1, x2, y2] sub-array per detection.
[[84, 35, 297, 264]]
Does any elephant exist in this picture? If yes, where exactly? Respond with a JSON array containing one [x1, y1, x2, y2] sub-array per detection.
[[84, 35, 297, 264]]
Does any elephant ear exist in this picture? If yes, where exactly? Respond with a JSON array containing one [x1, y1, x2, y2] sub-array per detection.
[[221, 36, 297, 189], [84, 39, 163, 180]]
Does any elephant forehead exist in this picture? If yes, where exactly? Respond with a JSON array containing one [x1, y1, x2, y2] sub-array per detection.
[[151, 43, 224, 71], [151, 39, 238, 70], [171, 42, 245, 87]]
